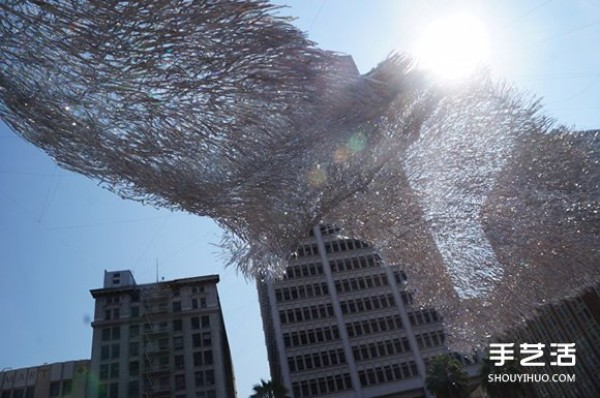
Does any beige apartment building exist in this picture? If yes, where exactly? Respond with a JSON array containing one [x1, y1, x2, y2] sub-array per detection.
[[88, 270, 236, 398]]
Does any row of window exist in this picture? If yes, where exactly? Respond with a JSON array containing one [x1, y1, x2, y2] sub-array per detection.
[[275, 282, 329, 302], [283, 325, 340, 348], [351, 337, 411, 362], [334, 273, 389, 293], [0, 389, 34, 398], [279, 304, 334, 324], [296, 244, 319, 257], [408, 309, 440, 326], [416, 331, 445, 350], [283, 263, 324, 280], [329, 256, 378, 273], [346, 315, 403, 338], [291, 373, 352, 398], [358, 361, 419, 387], [324, 239, 370, 254], [102, 332, 212, 361], [340, 294, 395, 315], [287, 349, 346, 372]]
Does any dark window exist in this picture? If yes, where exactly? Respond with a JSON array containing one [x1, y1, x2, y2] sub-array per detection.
[[193, 333, 202, 347], [25, 388, 34, 398], [204, 350, 213, 365], [191, 317, 200, 329], [131, 306, 139, 318], [112, 327, 120, 340], [173, 319, 182, 331], [174, 336, 183, 350], [49, 382, 60, 397], [102, 328, 111, 341], [175, 355, 184, 369], [100, 364, 109, 379], [12, 389, 24, 398], [130, 325, 139, 338], [111, 343, 120, 358], [129, 361, 139, 376], [194, 352, 203, 367], [62, 379, 72, 395], [130, 342, 139, 356], [110, 363, 119, 378], [206, 370, 215, 385], [201, 315, 210, 328], [195, 371, 204, 387], [109, 383, 118, 398], [173, 301, 181, 312], [128, 381, 139, 396], [175, 374, 185, 390], [101, 345, 110, 360]]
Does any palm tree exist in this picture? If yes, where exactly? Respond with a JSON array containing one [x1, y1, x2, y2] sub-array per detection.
[[425, 354, 469, 398], [249, 379, 289, 398], [479, 354, 525, 397]]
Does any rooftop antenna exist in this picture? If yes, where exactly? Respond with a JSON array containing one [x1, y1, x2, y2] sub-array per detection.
[[156, 258, 159, 283]]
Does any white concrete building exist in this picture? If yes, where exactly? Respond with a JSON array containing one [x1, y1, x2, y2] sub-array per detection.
[[258, 224, 448, 398]]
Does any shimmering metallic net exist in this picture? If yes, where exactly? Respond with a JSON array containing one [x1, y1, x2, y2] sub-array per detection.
[[1, 0, 598, 347]]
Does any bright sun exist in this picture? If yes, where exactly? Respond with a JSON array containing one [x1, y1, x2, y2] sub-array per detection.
[[412, 14, 491, 82]]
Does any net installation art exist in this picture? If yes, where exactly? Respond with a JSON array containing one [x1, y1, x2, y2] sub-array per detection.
[[1, 0, 598, 349]]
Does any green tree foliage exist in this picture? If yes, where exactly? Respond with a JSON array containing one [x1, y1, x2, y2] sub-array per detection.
[[425, 355, 469, 398], [249, 379, 289, 398]]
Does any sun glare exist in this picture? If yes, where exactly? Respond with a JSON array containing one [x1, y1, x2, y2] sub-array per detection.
[[412, 14, 491, 82]]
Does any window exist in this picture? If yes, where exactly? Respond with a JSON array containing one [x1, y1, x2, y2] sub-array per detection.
[[128, 381, 139, 397], [100, 364, 109, 379], [110, 363, 119, 378], [204, 350, 213, 365], [25, 388, 34, 398], [195, 371, 204, 387], [191, 316, 200, 329], [49, 382, 60, 397], [200, 298, 207, 308], [102, 328, 111, 341], [203, 332, 211, 346], [205, 370, 215, 385], [111, 343, 120, 358], [12, 389, 24, 398], [101, 345, 110, 360], [129, 361, 139, 376], [201, 315, 210, 328], [61, 380, 73, 398], [131, 306, 139, 318], [174, 336, 183, 350], [109, 383, 118, 398], [193, 333, 202, 347], [130, 342, 139, 356], [175, 355, 184, 369], [194, 352, 203, 367], [175, 374, 185, 390], [112, 326, 120, 340], [173, 319, 182, 332], [173, 301, 181, 312], [130, 325, 139, 338]]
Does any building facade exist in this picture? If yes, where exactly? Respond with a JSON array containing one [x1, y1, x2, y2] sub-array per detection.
[[258, 224, 449, 398], [0, 360, 90, 398], [492, 282, 600, 398], [89, 270, 236, 398]]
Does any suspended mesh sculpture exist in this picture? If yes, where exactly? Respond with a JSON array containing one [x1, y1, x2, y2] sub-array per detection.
[[1, 0, 599, 348]]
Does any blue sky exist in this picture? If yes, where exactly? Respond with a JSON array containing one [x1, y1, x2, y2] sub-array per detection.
[[1, 1, 599, 395]]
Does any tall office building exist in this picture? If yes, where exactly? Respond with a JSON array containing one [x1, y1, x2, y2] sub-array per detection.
[[0, 360, 90, 398], [492, 282, 600, 398], [258, 224, 449, 398], [89, 270, 236, 398]]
